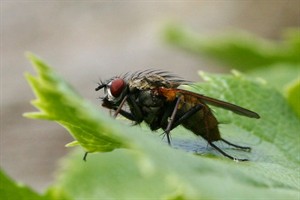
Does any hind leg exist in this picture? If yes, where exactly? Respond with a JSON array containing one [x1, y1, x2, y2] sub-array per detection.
[[208, 141, 249, 162], [221, 138, 251, 152]]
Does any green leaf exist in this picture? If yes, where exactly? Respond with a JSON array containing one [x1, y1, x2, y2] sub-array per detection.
[[194, 71, 300, 165], [24, 53, 128, 153], [248, 64, 300, 90], [163, 25, 300, 117], [285, 78, 300, 118], [163, 25, 300, 70], [0, 168, 48, 200], [25, 54, 300, 199], [248, 64, 300, 118]]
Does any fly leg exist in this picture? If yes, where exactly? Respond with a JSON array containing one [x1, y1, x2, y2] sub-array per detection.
[[166, 104, 250, 161], [103, 95, 140, 122], [111, 107, 136, 121], [221, 138, 251, 152], [113, 95, 128, 118], [113, 95, 143, 123], [164, 98, 181, 145], [171, 104, 203, 130], [84, 95, 142, 161], [83, 152, 88, 161], [117, 109, 136, 121], [208, 141, 249, 162], [161, 102, 203, 145], [201, 108, 249, 161], [113, 109, 142, 126], [125, 95, 144, 123]]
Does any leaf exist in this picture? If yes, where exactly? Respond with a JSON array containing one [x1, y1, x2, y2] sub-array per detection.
[[285, 78, 300, 118], [163, 25, 300, 70], [163, 25, 300, 118], [24, 53, 127, 153], [25, 54, 300, 199], [248, 64, 300, 90], [0, 168, 48, 200], [194, 71, 300, 165], [248, 65, 300, 118]]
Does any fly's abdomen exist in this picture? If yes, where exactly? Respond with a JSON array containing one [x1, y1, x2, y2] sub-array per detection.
[[179, 96, 221, 142]]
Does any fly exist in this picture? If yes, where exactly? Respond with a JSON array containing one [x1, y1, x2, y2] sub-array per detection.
[[91, 69, 260, 162]]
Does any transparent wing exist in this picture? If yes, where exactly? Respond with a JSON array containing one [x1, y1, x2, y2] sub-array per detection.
[[159, 88, 260, 119]]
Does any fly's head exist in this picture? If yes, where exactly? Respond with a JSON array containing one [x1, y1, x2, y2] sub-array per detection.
[[95, 77, 128, 108]]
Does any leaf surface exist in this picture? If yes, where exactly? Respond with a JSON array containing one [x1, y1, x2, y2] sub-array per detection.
[[25, 54, 300, 200]]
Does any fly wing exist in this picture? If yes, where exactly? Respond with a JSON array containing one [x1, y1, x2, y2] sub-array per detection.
[[160, 88, 260, 119]]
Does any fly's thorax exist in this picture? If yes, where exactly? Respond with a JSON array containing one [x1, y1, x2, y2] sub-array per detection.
[[128, 74, 179, 92], [136, 90, 165, 107], [133, 89, 168, 131]]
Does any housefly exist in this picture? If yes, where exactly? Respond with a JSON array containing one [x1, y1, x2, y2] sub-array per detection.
[[92, 69, 260, 161]]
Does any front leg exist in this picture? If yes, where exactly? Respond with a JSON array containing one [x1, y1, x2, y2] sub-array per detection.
[[114, 108, 136, 121], [103, 95, 143, 123], [125, 95, 144, 124]]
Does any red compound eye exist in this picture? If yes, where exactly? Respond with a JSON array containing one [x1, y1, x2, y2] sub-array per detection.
[[110, 78, 126, 97]]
